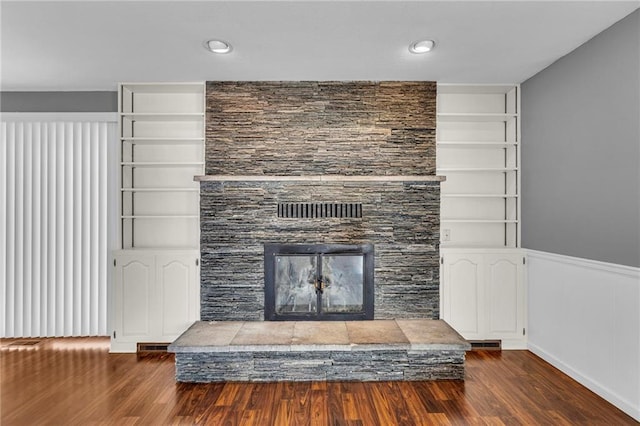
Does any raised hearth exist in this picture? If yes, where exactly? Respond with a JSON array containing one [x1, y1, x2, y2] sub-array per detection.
[[169, 319, 471, 382]]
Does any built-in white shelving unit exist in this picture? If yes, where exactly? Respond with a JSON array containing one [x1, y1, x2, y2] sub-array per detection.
[[438, 85, 526, 349], [118, 82, 205, 249], [112, 82, 204, 353], [437, 84, 521, 249]]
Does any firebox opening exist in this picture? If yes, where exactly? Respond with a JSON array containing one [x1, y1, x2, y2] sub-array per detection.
[[264, 243, 374, 321]]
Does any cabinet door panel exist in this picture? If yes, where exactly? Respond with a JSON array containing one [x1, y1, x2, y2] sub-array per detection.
[[117, 256, 154, 338], [157, 254, 197, 337], [486, 254, 524, 339], [444, 255, 483, 338]]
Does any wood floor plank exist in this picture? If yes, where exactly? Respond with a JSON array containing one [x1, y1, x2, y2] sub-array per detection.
[[398, 382, 441, 426], [1, 337, 637, 425], [214, 381, 242, 406], [367, 382, 403, 425], [376, 381, 415, 425], [273, 399, 294, 425], [341, 390, 359, 421], [310, 385, 329, 425], [250, 382, 277, 425], [291, 382, 313, 425], [327, 382, 349, 425], [350, 382, 384, 426], [238, 408, 259, 426]]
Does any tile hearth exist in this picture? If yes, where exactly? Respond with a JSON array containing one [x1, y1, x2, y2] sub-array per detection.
[[169, 319, 470, 382]]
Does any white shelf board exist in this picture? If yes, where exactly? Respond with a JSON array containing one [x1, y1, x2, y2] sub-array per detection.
[[120, 82, 204, 93], [436, 141, 518, 148], [436, 84, 518, 95], [117, 246, 200, 252], [437, 167, 518, 172], [442, 194, 518, 198], [440, 243, 518, 249], [441, 219, 518, 223], [121, 162, 204, 167], [437, 113, 517, 122], [121, 188, 199, 192], [120, 113, 204, 122], [121, 137, 204, 144]]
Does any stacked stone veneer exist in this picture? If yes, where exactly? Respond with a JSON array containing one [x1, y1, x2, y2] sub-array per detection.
[[205, 81, 436, 176], [169, 320, 471, 383], [200, 180, 440, 320], [201, 81, 439, 321], [176, 349, 464, 382]]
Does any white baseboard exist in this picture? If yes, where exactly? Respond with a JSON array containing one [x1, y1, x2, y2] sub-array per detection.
[[526, 249, 640, 422], [109, 340, 137, 353], [529, 342, 640, 421], [500, 339, 527, 350]]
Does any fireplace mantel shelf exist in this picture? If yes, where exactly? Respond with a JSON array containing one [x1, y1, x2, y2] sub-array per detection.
[[194, 175, 445, 182]]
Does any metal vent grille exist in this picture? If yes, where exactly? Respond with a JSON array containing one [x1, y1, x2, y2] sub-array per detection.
[[278, 203, 362, 218], [137, 342, 169, 353], [469, 340, 502, 351]]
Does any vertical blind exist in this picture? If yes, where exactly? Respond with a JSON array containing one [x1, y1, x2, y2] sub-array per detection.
[[1, 119, 114, 337]]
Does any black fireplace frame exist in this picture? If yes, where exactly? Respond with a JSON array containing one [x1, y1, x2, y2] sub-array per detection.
[[264, 243, 374, 321]]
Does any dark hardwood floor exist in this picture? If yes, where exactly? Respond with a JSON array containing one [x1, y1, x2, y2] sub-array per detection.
[[1, 337, 636, 425]]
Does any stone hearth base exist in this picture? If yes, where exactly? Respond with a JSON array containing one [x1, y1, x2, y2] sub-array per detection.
[[168, 319, 471, 382]]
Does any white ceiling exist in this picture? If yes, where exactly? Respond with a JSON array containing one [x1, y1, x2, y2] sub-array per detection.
[[1, 1, 638, 91]]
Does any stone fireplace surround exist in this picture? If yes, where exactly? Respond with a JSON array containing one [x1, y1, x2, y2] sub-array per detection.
[[198, 175, 442, 321], [169, 81, 472, 383], [199, 81, 441, 321]]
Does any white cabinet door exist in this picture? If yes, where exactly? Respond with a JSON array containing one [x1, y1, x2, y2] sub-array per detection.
[[443, 253, 484, 340], [156, 254, 199, 338], [485, 254, 525, 343], [441, 249, 526, 348], [112, 250, 199, 352], [114, 253, 155, 342]]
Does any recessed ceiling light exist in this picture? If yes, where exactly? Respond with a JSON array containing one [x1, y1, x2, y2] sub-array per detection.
[[205, 39, 232, 54], [409, 40, 435, 54]]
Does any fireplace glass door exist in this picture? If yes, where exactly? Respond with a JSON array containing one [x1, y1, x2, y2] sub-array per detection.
[[265, 244, 373, 320], [274, 254, 319, 314], [320, 255, 364, 313]]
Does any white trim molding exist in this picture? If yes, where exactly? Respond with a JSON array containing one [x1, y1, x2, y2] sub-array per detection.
[[0, 113, 118, 123], [526, 249, 640, 421]]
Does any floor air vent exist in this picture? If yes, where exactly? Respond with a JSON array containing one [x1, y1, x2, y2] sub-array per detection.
[[137, 343, 169, 353], [278, 203, 362, 218], [469, 340, 502, 351]]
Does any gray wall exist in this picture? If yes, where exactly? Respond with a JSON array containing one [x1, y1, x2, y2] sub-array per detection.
[[1, 91, 117, 112], [521, 9, 640, 267]]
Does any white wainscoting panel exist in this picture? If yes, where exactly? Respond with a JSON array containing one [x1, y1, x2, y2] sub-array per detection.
[[527, 250, 640, 421], [1, 115, 117, 337]]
